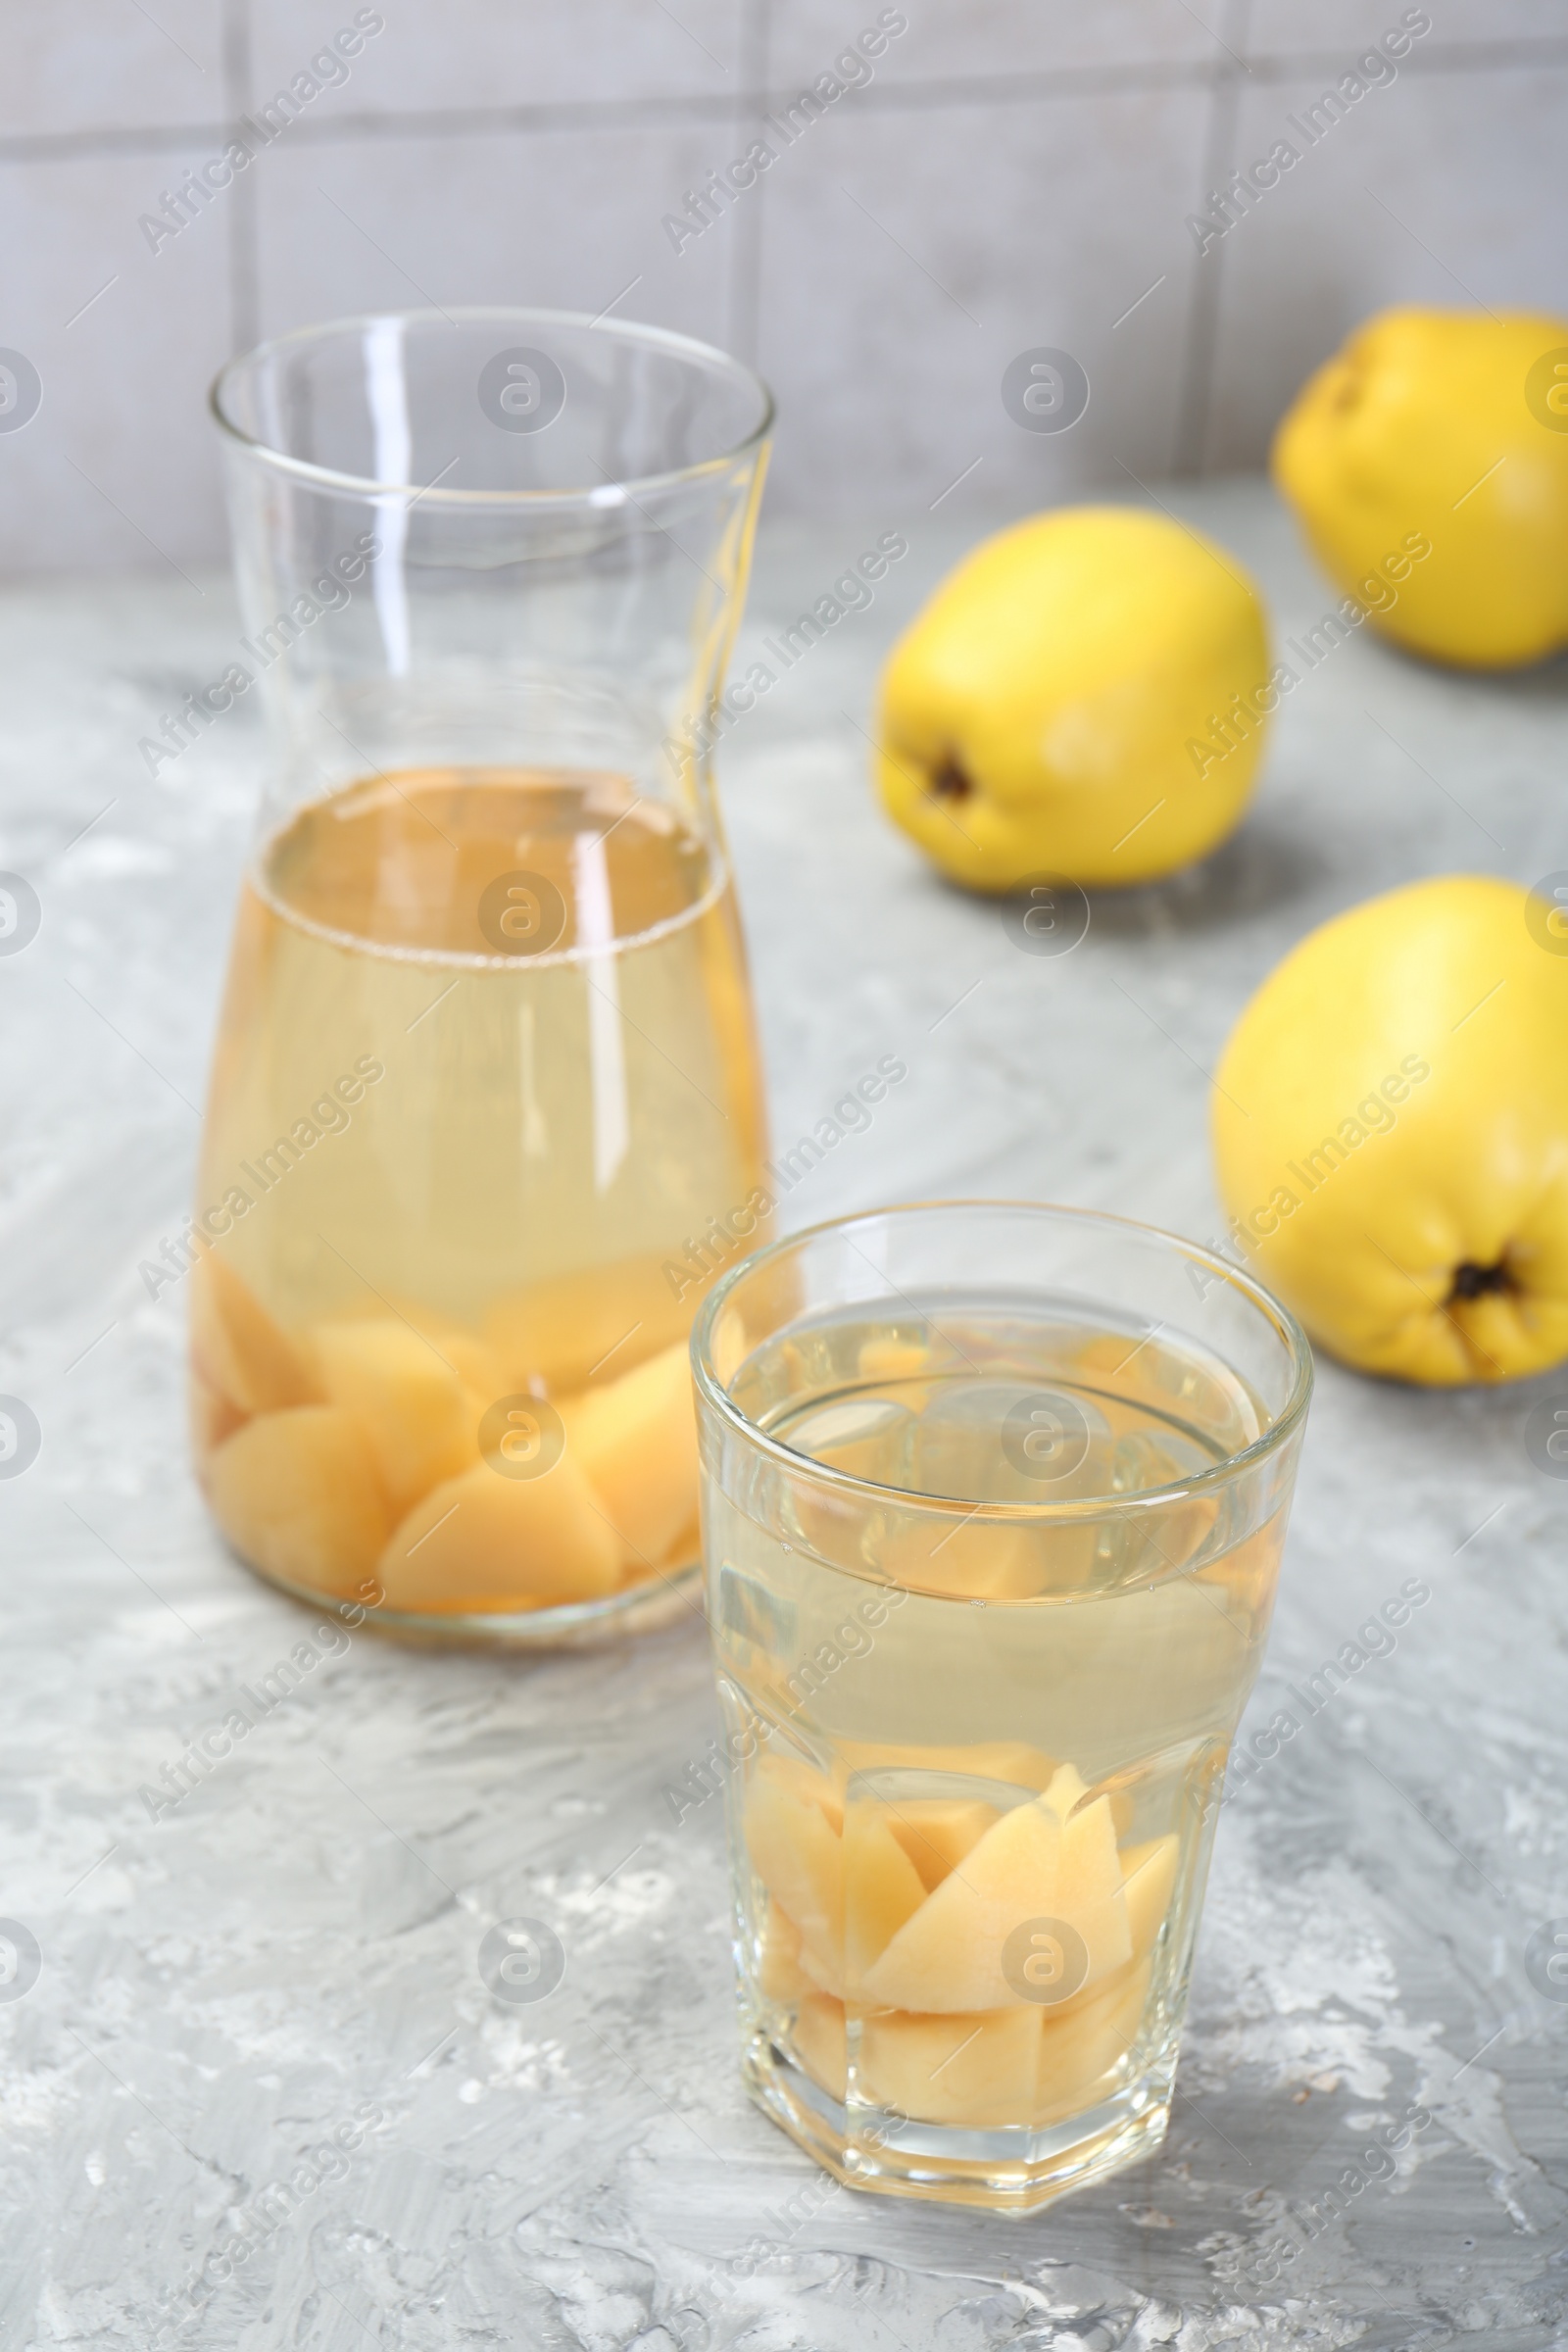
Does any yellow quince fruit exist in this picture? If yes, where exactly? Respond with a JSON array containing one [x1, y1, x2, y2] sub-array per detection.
[[875, 506, 1271, 891], [1212, 875, 1568, 1385], [1272, 305, 1568, 669]]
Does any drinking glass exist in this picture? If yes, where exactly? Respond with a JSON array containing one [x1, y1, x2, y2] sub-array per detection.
[[691, 1201, 1312, 2211], [191, 309, 772, 1642]]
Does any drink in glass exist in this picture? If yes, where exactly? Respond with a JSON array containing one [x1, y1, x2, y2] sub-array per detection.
[[692, 1202, 1311, 2209]]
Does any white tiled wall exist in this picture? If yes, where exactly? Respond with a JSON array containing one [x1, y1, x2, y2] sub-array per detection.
[[2, 0, 1564, 571]]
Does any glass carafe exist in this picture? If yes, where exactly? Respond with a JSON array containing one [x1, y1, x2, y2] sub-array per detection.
[[192, 309, 773, 1642]]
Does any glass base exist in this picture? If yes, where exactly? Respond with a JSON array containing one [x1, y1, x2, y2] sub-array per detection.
[[743, 2030, 1172, 2215], [230, 1548, 704, 1649]]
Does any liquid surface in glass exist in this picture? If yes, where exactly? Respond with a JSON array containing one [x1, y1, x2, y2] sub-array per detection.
[[190, 766, 768, 1620], [708, 1302, 1284, 2197]]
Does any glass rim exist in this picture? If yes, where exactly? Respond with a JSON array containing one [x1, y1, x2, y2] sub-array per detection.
[[689, 1198, 1314, 1523], [209, 305, 775, 507]]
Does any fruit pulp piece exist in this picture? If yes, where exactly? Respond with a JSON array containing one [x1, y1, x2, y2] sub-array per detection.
[[378, 1452, 623, 1612], [756, 1749, 845, 1832], [206, 1405, 390, 1594], [1035, 1959, 1152, 2123], [309, 1315, 480, 1514], [862, 1768, 1132, 2014], [797, 1938, 846, 2000], [191, 1367, 246, 1455], [393, 1314, 510, 1404], [843, 1806, 930, 1993], [857, 1336, 932, 1382], [873, 1514, 1049, 1599], [758, 1901, 813, 2003], [191, 1250, 317, 1417], [1118, 1834, 1179, 1962], [861, 1793, 1062, 2014], [1039, 1764, 1135, 1989], [874, 1511, 1102, 1599], [792, 1992, 847, 2101], [559, 1338, 699, 1569], [482, 1253, 689, 1397], [858, 2003, 1042, 2129], [744, 1766, 845, 1984], [884, 1796, 1001, 1892]]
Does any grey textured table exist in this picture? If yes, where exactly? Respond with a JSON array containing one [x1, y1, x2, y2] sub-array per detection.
[[4, 480, 1567, 2350]]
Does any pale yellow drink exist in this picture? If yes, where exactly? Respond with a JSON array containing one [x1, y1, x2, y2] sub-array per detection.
[[706, 1300, 1289, 2206], [190, 766, 768, 1623]]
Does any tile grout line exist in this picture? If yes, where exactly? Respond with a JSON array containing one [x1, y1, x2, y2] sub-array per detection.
[[223, 0, 259, 353], [5, 36, 1566, 165], [725, 0, 771, 367], [1172, 0, 1250, 480]]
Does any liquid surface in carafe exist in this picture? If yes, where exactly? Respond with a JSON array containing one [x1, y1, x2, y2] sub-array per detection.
[[259, 764, 717, 958]]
